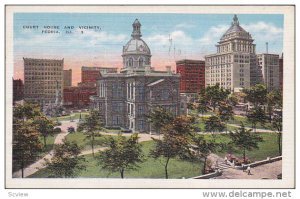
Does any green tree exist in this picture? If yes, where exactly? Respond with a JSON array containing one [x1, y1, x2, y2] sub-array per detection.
[[205, 83, 230, 112], [229, 124, 263, 163], [150, 116, 193, 179], [147, 106, 174, 134], [266, 90, 282, 121], [196, 89, 211, 117], [246, 107, 267, 133], [77, 110, 104, 157], [217, 102, 234, 133], [190, 134, 218, 175], [44, 139, 86, 178], [13, 120, 43, 178], [272, 113, 282, 155], [204, 115, 225, 135], [98, 133, 144, 178], [13, 102, 41, 122], [243, 84, 267, 108], [33, 116, 56, 147], [227, 93, 239, 107]]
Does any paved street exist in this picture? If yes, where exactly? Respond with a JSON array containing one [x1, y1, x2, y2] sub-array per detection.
[[215, 160, 282, 179], [12, 120, 78, 178]]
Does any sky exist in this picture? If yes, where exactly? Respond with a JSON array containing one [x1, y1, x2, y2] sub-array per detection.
[[13, 13, 284, 85]]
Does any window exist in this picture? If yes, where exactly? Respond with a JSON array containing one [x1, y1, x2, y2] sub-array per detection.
[[128, 58, 133, 67], [137, 105, 144, 115], [138, 120, 144, 130], [138, 58, 143, 67]]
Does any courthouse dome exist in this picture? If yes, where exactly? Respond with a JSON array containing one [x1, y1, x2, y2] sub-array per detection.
[[220, 15, 253, 42], [122, 19, 151, 56]]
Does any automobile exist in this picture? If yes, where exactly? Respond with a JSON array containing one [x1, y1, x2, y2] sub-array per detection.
[[120, 128, 132, 133]]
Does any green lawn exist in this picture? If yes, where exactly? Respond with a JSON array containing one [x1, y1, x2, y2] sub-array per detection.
[[204, 133, 281, 161], [228, 115, 273, 130], [13, 134, 57, 172], [51, 112, 89, 121], [65, 131, 110, 150], [28, 132, 279, 178], [38, 134, 57, 157]]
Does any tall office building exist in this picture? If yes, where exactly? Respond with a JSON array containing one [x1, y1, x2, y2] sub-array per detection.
[[63, 69, 72, 88], [279, 53, 283, 91], [205, 15, 258, 92], [23, 58, 64, 104], [176, 59, 205, 95], [257, 53, 280, 91]]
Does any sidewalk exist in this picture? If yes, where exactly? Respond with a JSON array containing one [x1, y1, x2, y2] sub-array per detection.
[[12, 120, 78, 178]]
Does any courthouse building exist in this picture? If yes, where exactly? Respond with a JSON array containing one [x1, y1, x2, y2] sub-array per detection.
[[23, 58, 64, 105], [205, 15, 259, 92], [91, 19, 181, 132]]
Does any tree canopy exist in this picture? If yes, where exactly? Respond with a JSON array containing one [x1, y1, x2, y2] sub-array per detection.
[[98, 133, 144, 178]]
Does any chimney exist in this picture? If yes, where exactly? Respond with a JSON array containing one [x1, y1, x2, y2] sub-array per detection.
[[266, 42, 268, 54]]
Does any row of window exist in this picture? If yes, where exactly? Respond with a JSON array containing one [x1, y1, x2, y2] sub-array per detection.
[[25, 62, 63, 66]]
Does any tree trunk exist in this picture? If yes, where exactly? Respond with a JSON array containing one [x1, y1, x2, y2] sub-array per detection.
[[243, 148, 246, 163], [120, 168, 124, 179], [92, 132, 95, 157], [165, 157, 170, 179], [278, 132, 282, 156], [21, 160, 24, 178], [43, 135, 47, 147], [202, 157, 207, 175]]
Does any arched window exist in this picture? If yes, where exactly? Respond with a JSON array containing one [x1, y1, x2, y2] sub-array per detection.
[[138, 57, 143, 67]]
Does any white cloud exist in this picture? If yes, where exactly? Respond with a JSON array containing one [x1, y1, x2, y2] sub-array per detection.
[[146, 30, 193, 47], [241, 21, 283, 42], [197, 24, 228, 45]]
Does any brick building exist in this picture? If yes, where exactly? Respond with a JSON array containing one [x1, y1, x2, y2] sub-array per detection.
[[63, 69, 72, 88], [63, 67, 117, 108], [176, 59, 205, 94], [63, 85, 97, 108], [81, 66, 118, 84], [13, 79, 24, 103]]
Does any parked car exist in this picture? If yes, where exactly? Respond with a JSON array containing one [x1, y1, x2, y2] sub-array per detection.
[[120, 128, 132, 133]]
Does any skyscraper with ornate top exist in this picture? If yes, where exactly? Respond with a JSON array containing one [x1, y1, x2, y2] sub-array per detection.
[[205, 15, 259, 92]]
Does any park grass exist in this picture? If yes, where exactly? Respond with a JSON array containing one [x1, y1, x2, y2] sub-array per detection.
[[65, 131, 111, 150], [13, 134, 57, 172], [228, 115, 273, 130], [206, 133, 281, 162], [28, 133, 279, 178], [29, 140, 203, 179], [52, 112, 89, 121], [38, 134, 56, 157]]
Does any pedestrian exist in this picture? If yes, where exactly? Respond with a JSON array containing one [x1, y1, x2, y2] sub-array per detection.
[[224, 156, 228, 164], [242, 164, 245, 172], [247, 166, 251, 175]]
